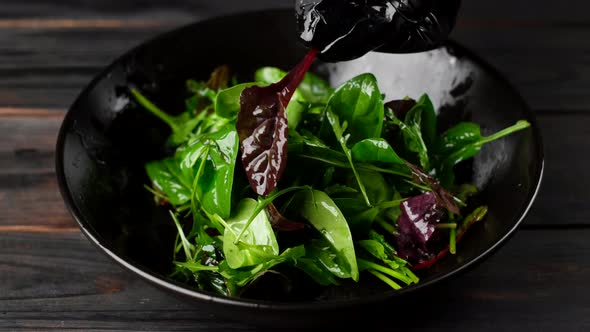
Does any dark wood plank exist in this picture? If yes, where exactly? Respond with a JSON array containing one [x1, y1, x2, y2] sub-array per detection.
[[1, 0, 588, 20], [0, 114, 61, 174], [0, 228, 589, 331], [0, 0, 586, 110], [0, 0, 291, 19], [0, 115, 73, 231], [526, 112, 590, 226]]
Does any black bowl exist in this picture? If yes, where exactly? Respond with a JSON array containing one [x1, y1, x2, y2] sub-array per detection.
[[55, 9, 543, 327]]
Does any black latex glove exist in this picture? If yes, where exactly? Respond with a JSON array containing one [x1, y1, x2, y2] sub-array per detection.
[[295, 0, 462, 62]]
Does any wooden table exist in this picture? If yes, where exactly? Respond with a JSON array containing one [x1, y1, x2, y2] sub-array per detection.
[[1, 1, 588, 330]]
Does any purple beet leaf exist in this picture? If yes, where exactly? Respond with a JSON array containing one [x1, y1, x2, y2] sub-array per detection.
[[405, 161, 460, 215], [384, 99, 417, 119], [237, 49, 318, 196], [265, 203, 306, 231], [395, 191, 444, 263]]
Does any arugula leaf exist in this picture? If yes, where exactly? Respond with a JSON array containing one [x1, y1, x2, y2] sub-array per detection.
[[358, 239, 418, 286], [131, 88, 208, 146]]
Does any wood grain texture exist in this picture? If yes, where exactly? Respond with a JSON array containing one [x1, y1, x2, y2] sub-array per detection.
[[0, 0, 586, 110], [0, 1, 586, 331], [1, 229, 589, 331]]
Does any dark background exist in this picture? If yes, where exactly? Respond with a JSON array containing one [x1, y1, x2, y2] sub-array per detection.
[[0, 0, 588, 330]]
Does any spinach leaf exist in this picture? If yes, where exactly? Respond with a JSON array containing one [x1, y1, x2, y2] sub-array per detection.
[[412, 94, 437, 147], [434, 120, 531, 187], [255, 66, 333, 104], [219, 245, 305, 292], [295, 189, 359, 281], [223, 198, 280, 269], [214, 83, 257, 118], [145, 157, 191, 206], [326, 108, 371, 207], [390, 105, 430, 171], [298, 72, 334, 104], [254, 67, 286, 85], [324, 73, 384, 145], [434, 122, 481, 156], [177, 124, 239, 218], [237, 50, 317, 196], [351, 138, 406, 165], [294, 257, 340, 286], [303, 238, 353, 279], [353, 170, 391, 207]]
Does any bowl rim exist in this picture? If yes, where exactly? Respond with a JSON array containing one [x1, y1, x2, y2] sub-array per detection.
[[55, 8, 545, 311]]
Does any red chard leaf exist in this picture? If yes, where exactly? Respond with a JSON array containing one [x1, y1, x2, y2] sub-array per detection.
[[405, 161, 461, 215], [411, 206, 488, 270], [237, 49, 318, 196], [265, 202, 306, 231], [395, 192, 444, 263], [384, 99, 417, 119]]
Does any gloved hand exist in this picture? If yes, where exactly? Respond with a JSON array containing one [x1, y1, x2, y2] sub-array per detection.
[[295, 0, 462, 62]]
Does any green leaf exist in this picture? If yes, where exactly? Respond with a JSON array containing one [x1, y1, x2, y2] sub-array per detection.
[[413, 94, 437, 147], [303, 239, 352, 279], [324, 73, 384, 145], [255, 67, 330, 130], [392, 105, 430, 170], [145, 157, 191, 206], [355, 170, 391, 206], [351, 138, 405, 165], [255, 66, 333, 104], [219, 245, 305, 289], [214, 83, 257, 118], [326, 108, 371, 207], [131, 88, 209, 146], [177, 124, 239, 218], [435, 120, 531, 186], [285, 99, 307, 130], [254, 67, 286, 84], [223, 198, 279, 269], [295, 189, 359, 281], [298, 71, 334, 104], [294, 257, 340, 286], [356, 231, 419, 288], [435, 122, 481, 156]]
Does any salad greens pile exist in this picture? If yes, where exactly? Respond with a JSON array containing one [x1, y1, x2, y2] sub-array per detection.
[[131, 63, 530, 298]]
